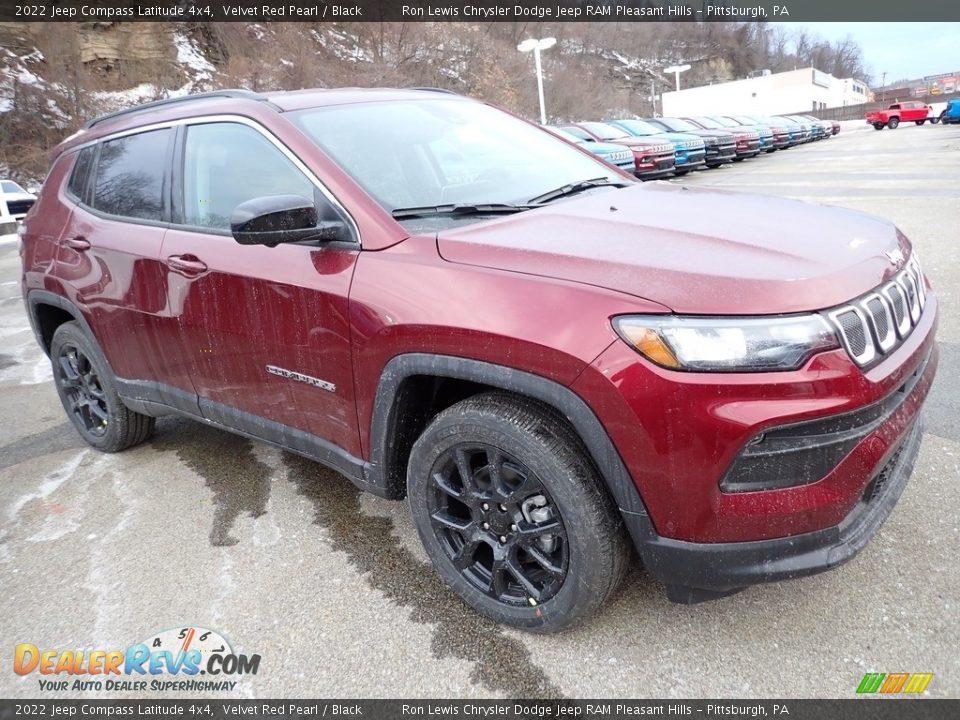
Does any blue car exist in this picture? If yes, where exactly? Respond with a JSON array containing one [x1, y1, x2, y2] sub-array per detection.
[[544, 126, 636, 173], [606, 118, 706, 174], [940, 98, 960, 124]]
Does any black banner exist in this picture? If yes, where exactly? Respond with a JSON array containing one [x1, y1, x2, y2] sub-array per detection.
[[0, 700, 958, 719], [1, 0, 960, 23]]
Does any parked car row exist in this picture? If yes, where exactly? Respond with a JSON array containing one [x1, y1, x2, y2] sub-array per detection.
[[550, 113, 839, 180]]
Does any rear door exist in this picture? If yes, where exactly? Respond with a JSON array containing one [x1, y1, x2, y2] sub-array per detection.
[[160, 119, 361, 455], [54, 128, 187, 402]]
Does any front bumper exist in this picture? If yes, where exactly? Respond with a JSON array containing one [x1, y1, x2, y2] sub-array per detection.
[[734, 139, 761, 157], [633, 417, 924, 602], [704, 145, 736, 165], [634, 152, 676, 180], [675, 149, 706, 171]]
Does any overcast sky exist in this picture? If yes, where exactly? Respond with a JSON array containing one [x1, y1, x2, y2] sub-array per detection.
[[775, 22, 960, 84]]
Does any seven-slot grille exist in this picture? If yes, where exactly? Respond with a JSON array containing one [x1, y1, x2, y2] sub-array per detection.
[[826, 255, 927, 367]]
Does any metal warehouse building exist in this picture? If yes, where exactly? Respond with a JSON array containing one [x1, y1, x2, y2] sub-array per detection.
[[661, 67, 872, 116]]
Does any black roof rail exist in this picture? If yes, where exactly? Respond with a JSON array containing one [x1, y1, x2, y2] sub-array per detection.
[[408, 87, 459, 95], [82, 89, 278, 130]]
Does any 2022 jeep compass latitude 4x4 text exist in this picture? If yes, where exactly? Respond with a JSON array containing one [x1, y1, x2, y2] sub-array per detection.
[[20, 89, 938, 631]]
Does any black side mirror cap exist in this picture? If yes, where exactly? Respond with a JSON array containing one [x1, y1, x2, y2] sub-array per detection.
[[231, 194, 349, 247]]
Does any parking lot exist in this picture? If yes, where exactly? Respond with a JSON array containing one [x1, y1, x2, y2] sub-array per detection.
[[1, 120, 958, 699]]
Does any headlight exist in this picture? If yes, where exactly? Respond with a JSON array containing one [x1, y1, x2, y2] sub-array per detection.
[[613, 315, 840, 372]]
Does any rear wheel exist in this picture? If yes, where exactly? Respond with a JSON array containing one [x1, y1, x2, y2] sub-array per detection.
[[406, 393, 629, 632], [888, 117, 900, 129], [937, 112, 945, 124], [873, 122, 884, 130], [915, 120, 925, 126], [50, 322, 155, 452]]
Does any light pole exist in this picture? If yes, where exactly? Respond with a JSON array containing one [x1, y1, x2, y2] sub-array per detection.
[[663, 64, 691, 92], [881, 71, 887, 103], [518, 37, 556, 125]]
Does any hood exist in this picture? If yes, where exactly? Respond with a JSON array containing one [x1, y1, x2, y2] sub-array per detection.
[[647, 131, 704, 149], [686, 129, 735, 142], [609, 136, 672, 151], [436, 184, 910, 315], [584, 141, 632, 155]]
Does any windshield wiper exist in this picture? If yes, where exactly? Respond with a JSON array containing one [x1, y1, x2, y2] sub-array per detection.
[[391, 203, 533, 219], [527, 177, 630, 205]]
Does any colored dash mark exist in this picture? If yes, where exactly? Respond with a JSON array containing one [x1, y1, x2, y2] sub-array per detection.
[[857, 672, 933, 694], [180, 628, 196, 653]]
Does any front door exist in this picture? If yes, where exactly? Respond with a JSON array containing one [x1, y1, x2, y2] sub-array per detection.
[[160, 120, 361, 456]]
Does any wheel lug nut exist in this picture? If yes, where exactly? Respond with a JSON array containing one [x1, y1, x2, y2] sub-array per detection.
[[498, 504, 507, 512], [499, 536, 507, 544], [482, 522, 489, 530], [481, 503, 489, 511], [511, 524, 518, 532]]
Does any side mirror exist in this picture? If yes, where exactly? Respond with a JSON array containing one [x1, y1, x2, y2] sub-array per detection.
[[231, 194, 349, 247]]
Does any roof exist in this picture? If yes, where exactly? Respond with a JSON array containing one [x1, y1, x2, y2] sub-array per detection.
[[57, 87, 465, 153]]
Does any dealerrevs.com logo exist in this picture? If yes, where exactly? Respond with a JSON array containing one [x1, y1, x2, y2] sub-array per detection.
[[14, 626, 261, 692]]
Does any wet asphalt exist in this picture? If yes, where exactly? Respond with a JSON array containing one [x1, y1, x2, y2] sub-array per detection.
[[1, 120, 959, 699]]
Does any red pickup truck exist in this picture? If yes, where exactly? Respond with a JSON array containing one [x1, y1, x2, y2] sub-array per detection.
[[866, 101, 932, 130]]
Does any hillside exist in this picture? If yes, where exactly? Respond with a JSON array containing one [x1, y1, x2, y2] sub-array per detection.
[[0, 21, 870, 182]]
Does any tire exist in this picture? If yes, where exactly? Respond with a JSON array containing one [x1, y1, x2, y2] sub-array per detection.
[[937, 112, 945, 124], [50, 321, 155, 452], [406, 392, 630, 632], [915, 120, 925, 126], [873, 122, 884, 130], [888, 117, 900, 129]]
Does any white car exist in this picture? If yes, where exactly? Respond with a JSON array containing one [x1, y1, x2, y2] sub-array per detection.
[[0, 180, 37, 223]]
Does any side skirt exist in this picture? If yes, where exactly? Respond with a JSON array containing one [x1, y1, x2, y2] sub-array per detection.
[[114, 378, 386, 498]]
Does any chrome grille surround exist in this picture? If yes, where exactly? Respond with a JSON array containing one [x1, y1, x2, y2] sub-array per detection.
[[825, 256, 927, 368]]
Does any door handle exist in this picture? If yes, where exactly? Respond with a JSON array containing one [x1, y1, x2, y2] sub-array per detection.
[[64, 236, 90, 251], [166, 254, 208, 277]]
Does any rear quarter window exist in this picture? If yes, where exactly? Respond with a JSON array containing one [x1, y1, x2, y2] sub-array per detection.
[[92, 128, 170, 221], [66, 146, 95, 202]]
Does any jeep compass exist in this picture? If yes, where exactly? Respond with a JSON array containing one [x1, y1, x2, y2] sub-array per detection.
[[20, 88, 938, 631]]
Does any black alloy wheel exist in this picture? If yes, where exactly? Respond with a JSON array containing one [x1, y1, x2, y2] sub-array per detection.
[[406, 392, 629, 631], [426, 443, 568, 607], [50, 321, 155, 452], [56, 342, 110, 437]]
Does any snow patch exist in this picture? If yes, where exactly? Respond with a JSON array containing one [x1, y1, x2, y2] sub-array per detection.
[[174, 31, 215, 82]]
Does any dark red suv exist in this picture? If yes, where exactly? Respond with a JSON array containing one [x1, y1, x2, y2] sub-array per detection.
[[20, 89, 938, 631]]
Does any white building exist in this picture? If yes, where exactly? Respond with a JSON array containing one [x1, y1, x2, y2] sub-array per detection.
[[662, 67, 871, 116]]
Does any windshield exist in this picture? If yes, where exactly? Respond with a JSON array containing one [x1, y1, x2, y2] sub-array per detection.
[[559, 125, 593, 141], [611, 119, 662, 137], [689, 116, 723, 129], [774, 116, 800, 126], [546, 127, 585, 144], [579, 122, 631, 140], [290, 99, 619, 213], [654, 118, 700, 133], [1, 181, 26, 194], [708, 116, 740, 128]]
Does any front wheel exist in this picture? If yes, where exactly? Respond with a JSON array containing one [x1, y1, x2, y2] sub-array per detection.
[[888, 117, 900, 129], [50, 322, 155, 452], [406, 393, 629, 632], [916, 120, 926, 126]]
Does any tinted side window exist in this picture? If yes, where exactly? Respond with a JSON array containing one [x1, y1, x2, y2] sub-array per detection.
[[182, 123, 313, 230], [67, 146, 95, 201], [93, 129, 170, 221]]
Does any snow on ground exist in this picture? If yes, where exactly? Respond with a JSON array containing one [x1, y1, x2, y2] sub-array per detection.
[[174, 32, 215, 82], [0, 234, 19, 246]]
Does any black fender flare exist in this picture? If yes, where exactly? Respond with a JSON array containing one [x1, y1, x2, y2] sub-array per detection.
[[25, 289, 99, 357], [368, 353, 658, 551]]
